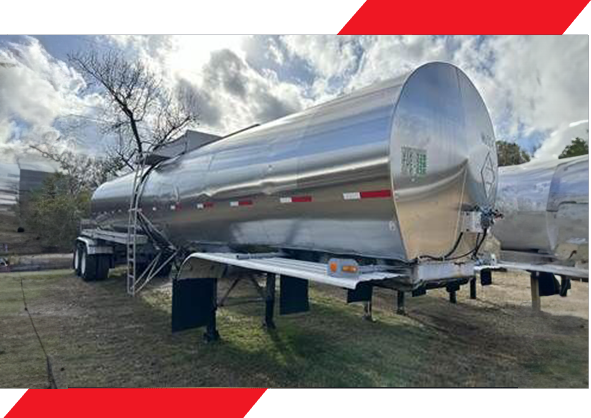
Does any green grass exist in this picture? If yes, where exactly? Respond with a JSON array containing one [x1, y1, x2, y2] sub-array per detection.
[[0, 270, 588, 388]]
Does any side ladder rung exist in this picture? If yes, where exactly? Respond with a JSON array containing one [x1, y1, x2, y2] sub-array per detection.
[[126, 157, 146, 296]]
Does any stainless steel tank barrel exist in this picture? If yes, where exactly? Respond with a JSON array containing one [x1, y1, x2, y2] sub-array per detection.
[[493, 155, 588, 263], [91, 62, 498, 262]]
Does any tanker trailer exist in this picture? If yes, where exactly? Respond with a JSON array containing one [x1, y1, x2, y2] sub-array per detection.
[[489, 155, 588, 289], [75, 62, 499, 338]]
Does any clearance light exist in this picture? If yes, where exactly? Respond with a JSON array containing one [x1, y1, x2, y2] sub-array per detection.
[[327, 258, 360, 278], [342, 265, 358, 273]]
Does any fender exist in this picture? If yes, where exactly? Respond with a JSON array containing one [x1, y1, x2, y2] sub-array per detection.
[[75, 237, 114, 255]]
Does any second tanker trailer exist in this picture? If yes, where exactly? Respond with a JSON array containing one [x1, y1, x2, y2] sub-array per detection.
[[491, 155, 588, 282]]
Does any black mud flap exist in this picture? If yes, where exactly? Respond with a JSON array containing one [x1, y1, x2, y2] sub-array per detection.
[[172, 278, 216, 332], [480, 269, 493, 286], [412, 287, 427, 297], [538, 272, 560, 296], [347, 282, 373, 303], [280, 276, 309, 315], [560, 277, 571, 297]]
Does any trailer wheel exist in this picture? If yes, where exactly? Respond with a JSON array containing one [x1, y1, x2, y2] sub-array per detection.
[[95, 255, 110, 281], [80, 247, 98, 282], [73, 244, 82, 276]]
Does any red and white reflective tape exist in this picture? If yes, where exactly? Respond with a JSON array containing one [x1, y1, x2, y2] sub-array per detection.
[[230, 200, 253, 207], [343, 189, 392, 200], [163, 191, 392, 210], [279, 195, 313, 204], [196, 202, 215, 210]]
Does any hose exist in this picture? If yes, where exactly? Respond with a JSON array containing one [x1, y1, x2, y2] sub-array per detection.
[[419, 228, 488, 262], [421, 232, 464, 261]]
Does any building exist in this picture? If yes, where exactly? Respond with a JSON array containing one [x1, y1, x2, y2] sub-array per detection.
[[0, 154, 57, 215]]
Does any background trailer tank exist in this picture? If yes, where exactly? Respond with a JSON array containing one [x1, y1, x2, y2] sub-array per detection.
[[493, 155, 588, 276]]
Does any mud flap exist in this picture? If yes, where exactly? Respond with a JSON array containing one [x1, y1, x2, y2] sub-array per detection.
[[172, 278, 216, 332], [560, 277, 571, 297], [347, 282, 373, 303], [537, 272, 560, 296], [412, 286, 427, 297], [280, 275, 309, 315], [480, 269, 493, 286]]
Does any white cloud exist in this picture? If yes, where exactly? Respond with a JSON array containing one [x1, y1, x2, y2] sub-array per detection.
[[189, 48, 309, 133], [477, 35, 588, 145], [0, 36, 102, 155], [534, 119, 589, 160], [349, 35, 453, 89], [281, 35, 589, 160], [1, 35, 588, 162], [105, 35, 245, 83], [102, 35, 310, 134], [282, 35, 362, 80]]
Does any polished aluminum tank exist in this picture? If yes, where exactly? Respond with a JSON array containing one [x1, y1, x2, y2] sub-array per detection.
[[493, 155, 588, 262], [91, 62, 498, 262]]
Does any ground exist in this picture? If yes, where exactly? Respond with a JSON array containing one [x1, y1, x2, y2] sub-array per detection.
[[0, 267, 587, 388], [0, 212, 53, 256]]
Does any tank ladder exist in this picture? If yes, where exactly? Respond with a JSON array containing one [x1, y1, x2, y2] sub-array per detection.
[[126, 155, 145, 296], [126, 155, 178, 296]]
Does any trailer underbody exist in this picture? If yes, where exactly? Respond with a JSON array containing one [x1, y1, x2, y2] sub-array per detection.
[[73, 227, 580, 342]]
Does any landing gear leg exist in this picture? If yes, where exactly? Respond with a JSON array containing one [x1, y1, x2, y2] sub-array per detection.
[[396, 291, 406, 315], [203, 278, 220, 342], [448, 289, 457, 304], [263, 273, 277, 330], [469, 277, 477, 300], [530, 272, 541, 312], [363, 301, 374, 322]]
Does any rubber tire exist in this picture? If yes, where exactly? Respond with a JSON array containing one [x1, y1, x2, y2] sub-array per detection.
[[73, 244, 82, 277], [80, 247, 98, 282], [94, 255, 110, 281]]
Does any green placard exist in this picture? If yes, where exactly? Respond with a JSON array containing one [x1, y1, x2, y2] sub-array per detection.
[[401, 146, 427, 179]]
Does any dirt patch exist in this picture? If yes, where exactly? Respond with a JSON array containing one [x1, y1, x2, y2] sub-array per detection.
[[2, 253, 73, 272]]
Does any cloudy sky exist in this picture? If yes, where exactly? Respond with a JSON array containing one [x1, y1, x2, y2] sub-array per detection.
[[0, 35, 588, 161]]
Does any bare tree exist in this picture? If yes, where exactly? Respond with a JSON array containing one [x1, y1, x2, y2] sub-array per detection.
[[68, 49, 199, 166]]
